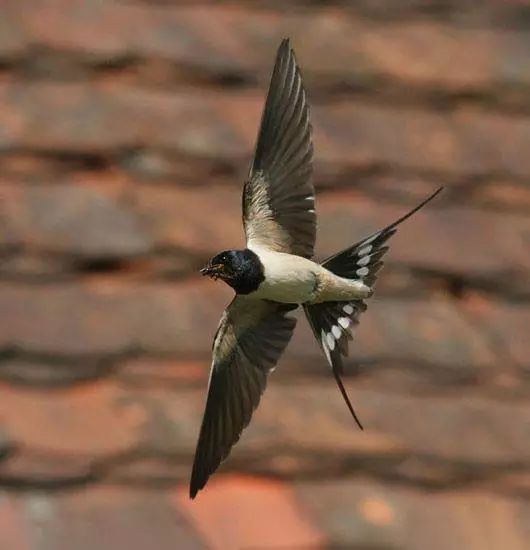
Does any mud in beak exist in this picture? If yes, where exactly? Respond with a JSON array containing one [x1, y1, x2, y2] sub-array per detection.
[[200, 264, 224, 280]]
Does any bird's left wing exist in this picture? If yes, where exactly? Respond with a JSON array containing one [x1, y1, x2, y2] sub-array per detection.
[[190, 296, 297, 498], [243, 39, 315, 258]]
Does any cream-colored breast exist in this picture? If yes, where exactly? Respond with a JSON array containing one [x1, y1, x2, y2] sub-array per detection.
[[248, 247, 319, 303]]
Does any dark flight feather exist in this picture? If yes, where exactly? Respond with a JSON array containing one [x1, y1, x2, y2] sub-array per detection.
[[190, 297, 297, 498], [243, 38, 315, 258]]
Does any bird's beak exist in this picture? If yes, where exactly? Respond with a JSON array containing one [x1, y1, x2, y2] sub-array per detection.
[[200, 264, 224, 280]]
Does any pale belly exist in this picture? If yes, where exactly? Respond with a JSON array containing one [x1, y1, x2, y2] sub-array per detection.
[[247, 248, 319, 304], [247, 247, 372, 304]]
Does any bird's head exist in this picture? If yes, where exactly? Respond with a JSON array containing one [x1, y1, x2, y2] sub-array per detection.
[[200, 250, 239, 282], [200, 249, 264, 294]]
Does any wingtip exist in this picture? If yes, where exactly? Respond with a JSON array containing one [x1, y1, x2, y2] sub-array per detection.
[[189, 479, 201, 500], [189, 463, 204, 500], [278, 37, 293, 56]]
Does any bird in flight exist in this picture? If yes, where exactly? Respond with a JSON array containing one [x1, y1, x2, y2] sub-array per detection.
[[190, 38, 442, 498]]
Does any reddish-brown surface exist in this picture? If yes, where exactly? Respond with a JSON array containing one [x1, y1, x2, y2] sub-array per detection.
[[0, 1, 529, 548]]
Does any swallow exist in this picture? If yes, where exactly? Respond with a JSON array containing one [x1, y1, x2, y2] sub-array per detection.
[[190, 38, 442, 498]]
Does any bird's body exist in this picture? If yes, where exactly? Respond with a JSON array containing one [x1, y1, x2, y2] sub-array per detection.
[[244, 246, 371, 304], [190, 38, 442, 499]]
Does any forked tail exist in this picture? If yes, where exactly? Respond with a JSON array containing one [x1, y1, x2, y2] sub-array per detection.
[[304, 187, 443, 429]]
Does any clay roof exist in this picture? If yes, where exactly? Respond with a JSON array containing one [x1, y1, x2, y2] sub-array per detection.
[[0, 1, 528, 548]]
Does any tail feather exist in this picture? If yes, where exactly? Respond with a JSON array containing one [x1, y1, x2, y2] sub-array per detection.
[[304, 299, 366, 429], [304, 187, 443, 428], [323, 186, 443, 286]]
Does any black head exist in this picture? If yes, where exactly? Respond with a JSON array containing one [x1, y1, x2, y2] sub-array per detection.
[[200, 249, 265, 295]]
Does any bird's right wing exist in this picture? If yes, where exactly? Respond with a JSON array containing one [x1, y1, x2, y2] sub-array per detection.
[[243, 38, 315, 258], [190, 296, 297, 498]]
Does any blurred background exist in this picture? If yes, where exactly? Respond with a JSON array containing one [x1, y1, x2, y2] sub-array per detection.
[[0, 1, 529, 548]]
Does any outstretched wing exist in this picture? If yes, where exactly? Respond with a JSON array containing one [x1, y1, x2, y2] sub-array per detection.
[[190, 297, 297, 498], [243, 38, 315, 258]]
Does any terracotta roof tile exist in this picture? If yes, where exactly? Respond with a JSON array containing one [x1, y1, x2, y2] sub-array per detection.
[[29, 487, 205, 550], [0, 383, 144, 457], [297, 479, 530, 550], [0, 2, 527, 546], [0, 494, 32, 550], [2, 2, 530, 103], [2, 82, 530, 180], [176, 475, 327, 549]]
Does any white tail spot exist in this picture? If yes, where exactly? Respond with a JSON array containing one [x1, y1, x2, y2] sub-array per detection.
[[338, 316, 351, 329], [332, 325, 342, 339], [357, 255, 370, 267], [361, 234, 378, 246], [357, 267, 370, 277], [358, 245, 372, 256], [343, 304, 354, 315], [326, 332, 335, 351], [321, 329, 332, 365]]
